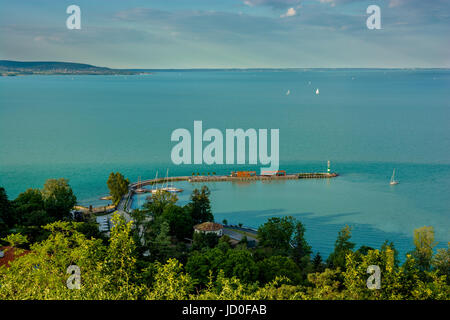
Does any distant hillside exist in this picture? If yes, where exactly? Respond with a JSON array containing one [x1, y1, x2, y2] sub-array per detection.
[[0, 60, 145, 76]]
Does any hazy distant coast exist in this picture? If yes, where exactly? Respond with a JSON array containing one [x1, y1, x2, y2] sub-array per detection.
[[0, 60, 149, 76]]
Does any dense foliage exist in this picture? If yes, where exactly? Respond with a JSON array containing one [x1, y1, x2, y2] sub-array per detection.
[[0, 179, 83, 243], [0, 178, 448, 300], [106, 172, 130, 206]]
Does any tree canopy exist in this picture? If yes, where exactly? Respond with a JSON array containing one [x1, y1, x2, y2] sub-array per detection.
[[327, 225, 355, 270], [42, 178, 77, 220], [107, 172, 130, 206], [0, 182, 448, 300], [187, 186, 213, 225]]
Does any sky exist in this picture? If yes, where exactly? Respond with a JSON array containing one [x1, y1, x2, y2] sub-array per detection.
[[0, 0, 449, 68]]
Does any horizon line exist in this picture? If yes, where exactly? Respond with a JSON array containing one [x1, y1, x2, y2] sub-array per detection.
[[1, 60, 449, 71]]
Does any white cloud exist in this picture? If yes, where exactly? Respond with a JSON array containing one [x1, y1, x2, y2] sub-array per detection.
[[318, 0, 336, 7], [280, 7, 297, 18]]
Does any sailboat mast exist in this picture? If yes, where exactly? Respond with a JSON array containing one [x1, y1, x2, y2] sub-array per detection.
[[165, 169, 169, 188]]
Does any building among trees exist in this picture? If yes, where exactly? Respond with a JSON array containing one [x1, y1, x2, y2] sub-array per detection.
[[193, 222, 223, 236]]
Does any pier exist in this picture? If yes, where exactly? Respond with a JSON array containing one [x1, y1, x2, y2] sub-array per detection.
[[117, 171, 338, 215], [129, 172, 338, 188]]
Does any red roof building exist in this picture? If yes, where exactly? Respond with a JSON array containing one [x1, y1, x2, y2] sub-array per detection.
[[0, 246, 30, 268], [193, 222, 224, 236]]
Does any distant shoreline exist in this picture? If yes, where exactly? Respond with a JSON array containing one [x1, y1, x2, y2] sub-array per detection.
[[0, 60, 150, 77], [1, 60, 448, 77]]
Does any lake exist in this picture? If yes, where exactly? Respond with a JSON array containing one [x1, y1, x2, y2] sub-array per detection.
[[1, 69, 449, 259]]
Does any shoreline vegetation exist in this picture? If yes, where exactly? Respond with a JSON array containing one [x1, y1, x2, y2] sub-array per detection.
[[0, 60, 149, 76], [0, 172, 449, 300]]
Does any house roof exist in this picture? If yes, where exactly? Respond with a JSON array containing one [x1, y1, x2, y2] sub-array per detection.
[[194, 222, 223, 232], [0, 246, 30, 268]]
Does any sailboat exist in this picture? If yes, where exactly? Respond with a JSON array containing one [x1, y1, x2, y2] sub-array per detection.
[[135, 176, 148, 193], [390, 169, 399, 185], [315, 88, 320, 95], [286, 89, 290, 96], [165, 180, 183, 193], [150, 171, 159, 194], [158, 169, 183, 193]]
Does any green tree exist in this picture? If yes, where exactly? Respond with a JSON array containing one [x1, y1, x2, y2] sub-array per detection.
[[107, 172, 130, 206], [186, 246, 258, 286], [327, 225, 355, 270], [185, 249, 221, 286], [312, 252, 325, 273], [412, 226, 437, 272], [42, 178, 77, 220], [306, 268, 343, 300], [258, 255, 303, 284], [161, 203, 194, 241], [101, 213, 144, 298], [192, 232, 219, 251], [13, 188, 45, 222], [11, 189, 54, 243], [145, 190, 178, 217], [257, 215, 311, 268], [381, 240, 400, 267], [343, 245, 449, 300], [356, 245, 375, 256], [291, 220, 312, 270], [150, 220, 173, 262], [187, 186, 213, 224], [257, 216, 295, 255], [14, 210, 53, 244], [0, 213, 145, 299], [0, 187, 11, 236], [221, 249, 259, 284], [75, 221, 107, 242], [146, 259, 193, 300], [432, 242, 450, 283]]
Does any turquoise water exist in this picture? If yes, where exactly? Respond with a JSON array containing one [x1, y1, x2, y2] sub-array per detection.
[[0, 70, 449, 259]]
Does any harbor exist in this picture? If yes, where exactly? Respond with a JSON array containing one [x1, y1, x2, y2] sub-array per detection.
[[128, 171, 338, 192], [117, 168, 339, 214]]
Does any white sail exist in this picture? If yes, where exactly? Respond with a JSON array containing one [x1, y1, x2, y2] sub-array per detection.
[[315, 88, 319, 95], [152, 171, 159, 192], [390, 169, 399, 185]]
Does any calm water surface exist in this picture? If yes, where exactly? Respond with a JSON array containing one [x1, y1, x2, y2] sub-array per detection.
[[1, 70, 449, 258]]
